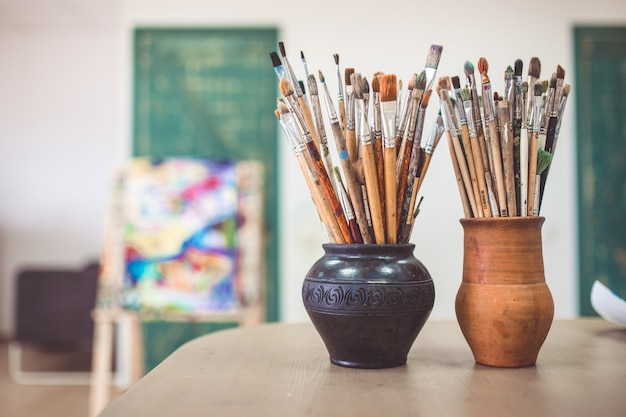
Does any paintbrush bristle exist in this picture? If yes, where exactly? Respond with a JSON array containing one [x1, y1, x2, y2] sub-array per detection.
[[464, 61, 475, 77], [407, 73, 417, 91], [345, 67, 355, 86], [459, 88, 471, 101], [415, 71, 426, 91], [477, 57, 488, 75], [521, 81, 528, 95], [425, 44, 443, 69], [318, 70, 325, 83], [277, 99, 290, 115], [299, 80, 306, 95], [279, 77, 294, 96], [307, 74, 318, 95], [514, 59, 523, 77], [451, 75, 461, 90], [534, 83, 543, 96], [556, 64, 566, 80], [278, 41, 286, 57], [380, 74, 397, 102], [420, 89, 433, 107], [505, 65, 514, 79], [363, 77, 369, 94], [493, 92, 501, 101], [529, 57, 541, 79], [352, 73, 364, 99], [562, 83, 571, 97], [269, 51, 281, 67], [536, 149, 553, 174], [541, 80, 549, 93], [333, 53, 339, 65], [274, 109, 281, 120], [300, 50, 305, 60], [549, 72, 557, 88], [371, 75, 380, 93]]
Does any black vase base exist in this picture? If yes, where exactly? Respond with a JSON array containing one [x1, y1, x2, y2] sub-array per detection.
[[330, 356, 407, 369]]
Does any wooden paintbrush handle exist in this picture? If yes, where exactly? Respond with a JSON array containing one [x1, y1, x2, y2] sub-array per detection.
[[395, 137, 413, 224], [304, 141, 352, 243], [460, 126, 484, 217], [328, 121, 373, 243], [488, 121, 508, 217], [297, 154, 343, 243], [344, 128, 358, 164], [447, 133, 473, 218], [362, 144, 384, 244], [373, 136, 385, 232], [451, 132, 478, 217], [384, 148, 397, 243], [470, 136, 492, 217], [298, 96, 321, 153], [527, 131, 539, 216]]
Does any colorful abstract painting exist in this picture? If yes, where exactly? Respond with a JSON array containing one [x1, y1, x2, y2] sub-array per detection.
[[120, 158, 240, 314]]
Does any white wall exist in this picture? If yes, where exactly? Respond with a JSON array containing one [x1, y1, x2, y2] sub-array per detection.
[[1, 0, 625, 334]]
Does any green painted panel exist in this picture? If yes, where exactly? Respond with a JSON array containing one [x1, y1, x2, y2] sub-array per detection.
[[575, 26, 626, 315], [141, 320, 238, 372], [132, 27, 280, 323]]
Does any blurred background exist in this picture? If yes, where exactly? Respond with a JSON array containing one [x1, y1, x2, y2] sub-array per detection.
[[0, 4, 625, 411]]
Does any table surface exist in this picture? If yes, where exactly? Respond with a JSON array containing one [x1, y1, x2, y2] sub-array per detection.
[[99, 318, 626, 417]]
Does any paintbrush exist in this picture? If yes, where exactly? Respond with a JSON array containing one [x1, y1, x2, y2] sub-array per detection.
[[396, 73, 425, 223], [452, 76, 484, 217], [478, 57, 507, 216], [318, 70, 373, 243], [512, 59, 524, 215], [277, 42, 321, 153], [416, 110, 444, 193], [344, 68, 358, 163], [396, 78, 403, 136], [398, 93, 438, 243], [394, 73, 417, 158], [333, 53, 347, 131], [423, 44, 443, 91], [300, 50, 310, 81], [504, 65, 515, 124], [497, 99, 517, 216], [526, 57, 541, 119], [380, 73, 398, 243], [519, 81, 529, 216], [539, 65, 565, 208], [371, 75, 386, 231], [465, 62, 491, 173], [461, 87, 492, 217], [396, 80, 425, 234], [532, 73, 556, 215], [438, 80, 475, 217], [333, 167, 363, 244], [307, 74, 333, 175], [363, 77, 370, 117], [396, 72, 422, 172], [276, 102, 340, 242], [269, 51, 288, 80], [280, 77, 352, 243], [526, 83, 543, 216], [353, 72, 385, 245]]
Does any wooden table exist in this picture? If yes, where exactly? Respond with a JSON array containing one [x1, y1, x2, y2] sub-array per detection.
[[98, 319, 626, 417]]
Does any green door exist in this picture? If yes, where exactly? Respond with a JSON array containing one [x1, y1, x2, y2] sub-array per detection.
[[575, 26, 626, 315]]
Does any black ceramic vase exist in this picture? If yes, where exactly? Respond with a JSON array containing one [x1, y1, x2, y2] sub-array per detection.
[[302, 243, 435, 369]]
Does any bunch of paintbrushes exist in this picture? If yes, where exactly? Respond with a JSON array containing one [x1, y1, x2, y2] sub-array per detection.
[[271, 42, 445, 244], [438, 57, 570, 218]]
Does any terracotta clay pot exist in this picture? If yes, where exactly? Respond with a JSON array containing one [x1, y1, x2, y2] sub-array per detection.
[[302, 244, 434, 369], [455, 216, 554, 367]]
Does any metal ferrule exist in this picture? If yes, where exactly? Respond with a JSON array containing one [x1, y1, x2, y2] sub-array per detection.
[[355, 99, 371, 146], [531, 96, 542, 133], [463, 100, 476, 137], [520, 95, 528, 128], [285, 95, 313, 144], [336, 183, 355, 220], [482, 84, 495, 122], [345, 87, 355, 130], [279, 114, 305, 155], [381, 108, 396, 148], [424, 117, 444, 155], [373, 92, 382, 141], [273, 65, 287, 81], [453, 89, 468, 125]]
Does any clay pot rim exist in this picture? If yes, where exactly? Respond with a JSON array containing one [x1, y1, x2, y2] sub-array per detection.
[[459, 216, 545, 225]]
